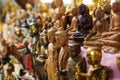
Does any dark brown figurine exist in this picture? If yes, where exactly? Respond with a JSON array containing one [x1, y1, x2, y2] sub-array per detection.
[[72, 4, 93, 46]]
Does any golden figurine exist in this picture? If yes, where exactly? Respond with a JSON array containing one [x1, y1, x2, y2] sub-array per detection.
[[75, 47, 111, 80], [86, 47, 111, 80], [25, 3, 34, 15]]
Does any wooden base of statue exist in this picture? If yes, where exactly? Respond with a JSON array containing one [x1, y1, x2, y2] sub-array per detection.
[[100, 32, 120, 53], [83, 41, 102, 48], [83, 33, 103, 48]]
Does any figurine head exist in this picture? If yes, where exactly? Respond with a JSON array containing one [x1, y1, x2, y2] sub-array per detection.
[[59, 6, 66, 15], [51, 1, 57, 9], [112, 1, 120, 13], [78, 4, 87, 15], [29, 22, 39, 36], [0, 38, 6, 46], [94, 7, 104, 19], [54, 0, 63, 7], [47, 27, 57, 43], [55, 28, 68, 48], [87, 47, 102, 66], [55, 11, 62, 20], [69, 43, 81, 58], [19, 9, 27, 20], [6, 63, 14, 74], [103, 2, 111, 15], [71, 6, 78, 16], [25, 3, 32, 10], [15, 19, 21, 27], [14, 27, 22, 36]]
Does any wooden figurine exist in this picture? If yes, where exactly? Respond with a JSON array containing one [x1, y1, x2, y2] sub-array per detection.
[[84, 7, 107, 48], [101, 1, 120, 53]]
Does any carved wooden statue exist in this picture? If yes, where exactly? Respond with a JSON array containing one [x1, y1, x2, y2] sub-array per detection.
[[84, 7, 107, 48], [72, 4, 93, 46], [66, 7, 78, 36], [45, 27, 58, 80], [101, 1, 120, 53], [55, 28, 69, 80]]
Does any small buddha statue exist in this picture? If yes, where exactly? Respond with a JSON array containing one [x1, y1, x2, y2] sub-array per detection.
[[84, 7, 108, 48], [66, 6, 78, 36], [72, 4, 93, 46], [86, 47, 111, 80], [100, 1, 120, 53]]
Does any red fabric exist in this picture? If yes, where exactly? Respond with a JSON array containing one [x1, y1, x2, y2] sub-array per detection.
[[23, 54, 34, 72]]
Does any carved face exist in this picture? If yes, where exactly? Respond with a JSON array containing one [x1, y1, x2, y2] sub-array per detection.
[[78, 4, 86, 15], [112, 1, 120, 13], [30, 25, 38, 35], [94, 8, 104, 19], [47, 28, 57, 43], [87, 48, 101, 66], [71, 7, 78, 16], [69, 44, 80, 58], [15, 29, 21, 36]]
